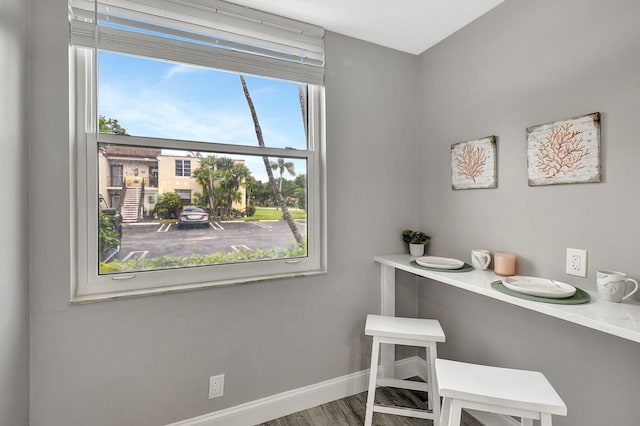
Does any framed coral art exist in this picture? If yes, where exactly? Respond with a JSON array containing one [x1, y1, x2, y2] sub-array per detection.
[[527, 112, 601, 186], [451, 136, 497, 190]]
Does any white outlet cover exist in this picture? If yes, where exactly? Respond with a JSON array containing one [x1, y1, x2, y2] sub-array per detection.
[[566, 248, 587, 277], [209, 374, 225, 399]]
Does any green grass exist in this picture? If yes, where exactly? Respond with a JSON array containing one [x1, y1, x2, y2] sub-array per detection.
[[246, 207, 306, 221], [149, 207, 305, 223]]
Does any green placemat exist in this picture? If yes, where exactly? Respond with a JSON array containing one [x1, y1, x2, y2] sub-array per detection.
[[410, 260, 474, 273], [491, 281, 591, 304]]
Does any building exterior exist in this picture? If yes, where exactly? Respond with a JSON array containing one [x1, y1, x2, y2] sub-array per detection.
[[157, 155, 203, 206], [98, 146, 246, 221]]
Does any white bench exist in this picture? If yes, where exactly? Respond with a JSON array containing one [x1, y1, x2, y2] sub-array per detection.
[[435, 359, 567, 426]]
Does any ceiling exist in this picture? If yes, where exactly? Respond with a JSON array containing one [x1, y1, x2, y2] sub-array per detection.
[[227, 0, 506, 55]]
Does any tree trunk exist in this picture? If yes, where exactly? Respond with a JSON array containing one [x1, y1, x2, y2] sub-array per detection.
[[207, 181, 216, 217], [240, 75, 304, 245], [298, 84, 307, 140]]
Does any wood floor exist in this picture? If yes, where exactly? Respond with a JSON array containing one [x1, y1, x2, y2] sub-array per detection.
[[257, 381, 483, 426]]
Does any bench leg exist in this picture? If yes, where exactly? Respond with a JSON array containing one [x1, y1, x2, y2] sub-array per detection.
[[540, 413, 553, 426], [427, 343, 440, 426], [447, 399, 463, 426], [440, 397, 451, 426]]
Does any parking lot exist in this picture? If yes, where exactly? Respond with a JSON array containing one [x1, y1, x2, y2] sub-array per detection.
[[118, 220, 307, 261]]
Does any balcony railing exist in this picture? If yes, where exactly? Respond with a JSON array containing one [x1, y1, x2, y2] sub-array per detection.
[[105, 176, 158, 188]]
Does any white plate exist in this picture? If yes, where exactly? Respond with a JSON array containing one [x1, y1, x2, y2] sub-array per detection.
[[415, 256, 464, 270], [502, 276, 576, 298]]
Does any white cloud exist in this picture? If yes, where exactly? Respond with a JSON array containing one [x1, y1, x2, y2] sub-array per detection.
[[163, 63, 203, 80], [99, 77, 305, 182]]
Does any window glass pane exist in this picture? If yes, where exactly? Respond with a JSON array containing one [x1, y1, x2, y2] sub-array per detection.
[[110, 164, 123, 187], [98, 51, 307, 149], [97, 143, 308, 275]]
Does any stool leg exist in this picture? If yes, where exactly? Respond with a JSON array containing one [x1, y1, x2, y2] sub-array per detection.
[[364, 336, 380, 426], [427, 342, 441, 426], [540, 413, 553, 426], [425, 346, 432, 411]]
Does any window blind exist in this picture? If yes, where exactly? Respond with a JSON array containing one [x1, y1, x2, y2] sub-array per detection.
[[69, 0, 325, 85]]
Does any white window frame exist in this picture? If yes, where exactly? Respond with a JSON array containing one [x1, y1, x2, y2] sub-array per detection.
[[72, 47, 326, 303], [175, 159, 191, 178]]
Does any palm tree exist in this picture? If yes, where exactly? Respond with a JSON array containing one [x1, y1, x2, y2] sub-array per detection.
[[214, 157, 250, 216], [192, 155, 217, 215], [244, 175, 258, 208], [298, 84, 307, 139], [270, 158, 296, 192], [239, 75, 304, 245]]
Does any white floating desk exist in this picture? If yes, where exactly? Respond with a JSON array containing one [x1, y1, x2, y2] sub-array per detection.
[[374, 254, 640, 377]]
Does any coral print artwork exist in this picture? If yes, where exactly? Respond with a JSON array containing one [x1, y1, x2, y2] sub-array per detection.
[[451, 136, 497, 190], [527, 112, 601, 186]]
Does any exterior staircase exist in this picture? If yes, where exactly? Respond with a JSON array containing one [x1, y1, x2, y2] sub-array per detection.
[[121, 187, 142, 223]]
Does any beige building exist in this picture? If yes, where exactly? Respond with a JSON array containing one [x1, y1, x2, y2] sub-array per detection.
[[156, 155, 203, 206], [98, 145, 160, 221], [99, 148, 246, 221]]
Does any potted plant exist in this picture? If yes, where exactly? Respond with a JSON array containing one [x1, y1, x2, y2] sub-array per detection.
[[402, 229, 431, 257]]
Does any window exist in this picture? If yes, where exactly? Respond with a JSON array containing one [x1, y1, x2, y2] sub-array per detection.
[[174, 189, 192, 204], [175, 160, 191, 177], [110, 165, 123, 187], [71, 0, 326, 301]]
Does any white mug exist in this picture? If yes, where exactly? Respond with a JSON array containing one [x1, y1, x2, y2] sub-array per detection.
[[596, 270, 639, 303], [471, 249, 491, 270]]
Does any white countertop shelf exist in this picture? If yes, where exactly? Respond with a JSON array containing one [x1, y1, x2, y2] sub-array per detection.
[[374, 254, 640, 344]]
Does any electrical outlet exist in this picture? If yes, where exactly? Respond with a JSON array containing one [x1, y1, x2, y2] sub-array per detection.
[[208, 374, 225, 399], [566, 248, 587, 277]]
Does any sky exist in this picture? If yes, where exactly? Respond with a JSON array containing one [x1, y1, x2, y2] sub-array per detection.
[[98, 51, 306, 182]]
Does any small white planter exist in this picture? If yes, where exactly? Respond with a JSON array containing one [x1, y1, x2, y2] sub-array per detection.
[[409, 243, 425, 257]]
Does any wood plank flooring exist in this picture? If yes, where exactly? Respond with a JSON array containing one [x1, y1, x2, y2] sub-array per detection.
[[257, 381, 483, 426]]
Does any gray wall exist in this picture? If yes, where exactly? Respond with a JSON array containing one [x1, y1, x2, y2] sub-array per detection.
[[28, 0, 418, 423], [30, 0, 640, 424], [0, 0, 29, 425], [416, 0, 640, 424]]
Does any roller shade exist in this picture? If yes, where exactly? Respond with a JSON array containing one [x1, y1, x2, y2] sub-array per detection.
[[69, 0, 325, 85]]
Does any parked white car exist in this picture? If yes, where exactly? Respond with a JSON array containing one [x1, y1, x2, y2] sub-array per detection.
[[177, 206, 210, 229]]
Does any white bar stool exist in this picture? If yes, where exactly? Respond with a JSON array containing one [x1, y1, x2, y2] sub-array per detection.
[[435, 359, 567, 426], [364, 314, 446, 426]]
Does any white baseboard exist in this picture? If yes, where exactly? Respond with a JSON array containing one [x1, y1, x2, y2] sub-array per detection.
[[166, 356, 428, 426], [395, 355, 428, 382]]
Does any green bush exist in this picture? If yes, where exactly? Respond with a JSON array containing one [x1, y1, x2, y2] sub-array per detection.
[[155, 192, 182, 219], [245, 204, 256, 217], [294, 188, 306, 210], [98, 210, 120, 262], [100, 242, 307, 274]]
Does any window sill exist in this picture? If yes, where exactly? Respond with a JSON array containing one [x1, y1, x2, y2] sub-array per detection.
[[71, 269, 327, 304]]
